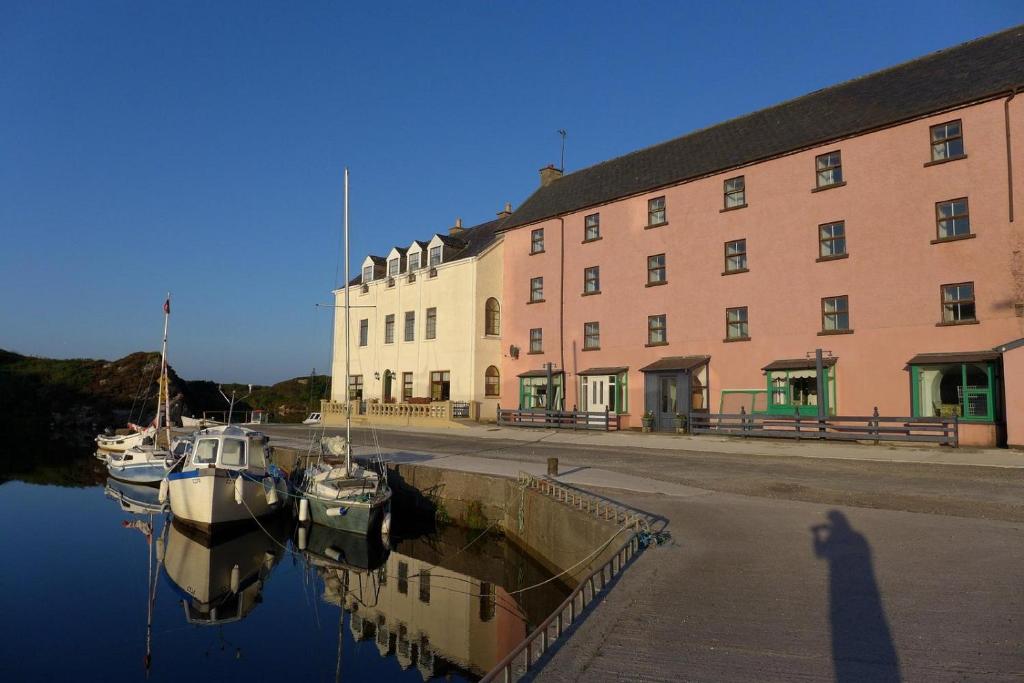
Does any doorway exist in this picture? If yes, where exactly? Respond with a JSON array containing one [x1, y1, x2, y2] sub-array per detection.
[[657, 376, 677, 431]]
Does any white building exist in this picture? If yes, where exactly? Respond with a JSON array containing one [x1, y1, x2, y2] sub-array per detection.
[[328, 212, 507, 421]]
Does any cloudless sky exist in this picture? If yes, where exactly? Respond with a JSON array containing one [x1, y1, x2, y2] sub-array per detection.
[[1, 1, 1021, 384]]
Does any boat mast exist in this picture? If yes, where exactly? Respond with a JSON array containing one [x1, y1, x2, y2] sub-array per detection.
[[159, 293, 171, 447], [344, 168, 352, 474]]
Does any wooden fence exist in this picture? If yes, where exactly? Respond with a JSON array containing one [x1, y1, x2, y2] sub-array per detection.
[[690, 407, 958, 447], [497, 407, 621, 431]]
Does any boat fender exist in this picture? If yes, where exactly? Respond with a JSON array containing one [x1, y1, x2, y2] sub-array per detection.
[[381, 512, 392, 536], [230, 564, 240, 594], [234, 475, 244, 505], [263, 551, 274, 570], [264, 479, 279, 506], [298, 498, 310, 523], [156, 539, 165, 563], [325, 506, 347, 517], [325, 546, 342, 561], [158, 479, 169, 504], [297, 526, 308, 550]]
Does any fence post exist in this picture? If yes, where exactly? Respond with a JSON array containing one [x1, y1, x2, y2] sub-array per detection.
[[794, 405, 801, 440], [872, 406, 880, 445], [952, 414, 959, 448], [605, 407, 611, 432], [740, 406, 748, 437]]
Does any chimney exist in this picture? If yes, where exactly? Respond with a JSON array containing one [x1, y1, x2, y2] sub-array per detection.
[[448, 217, 464, 237], [497, 201, 512, 219], [539, 164, 563, 187]]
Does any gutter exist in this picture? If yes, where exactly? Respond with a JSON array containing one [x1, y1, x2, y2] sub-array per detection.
[[1006, 87, 1018, 222], [559, 216, 566, 409]]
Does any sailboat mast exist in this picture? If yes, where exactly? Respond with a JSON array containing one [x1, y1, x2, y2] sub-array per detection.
[[159, 293, 171, 447], [344, 168, 351, 474]]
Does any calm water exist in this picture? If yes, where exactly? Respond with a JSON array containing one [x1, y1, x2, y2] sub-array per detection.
[[0, 452, 569, 682]]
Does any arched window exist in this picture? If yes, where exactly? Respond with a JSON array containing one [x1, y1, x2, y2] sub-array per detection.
[[484, 366, 500, 397], [485, 298, 500, 336]]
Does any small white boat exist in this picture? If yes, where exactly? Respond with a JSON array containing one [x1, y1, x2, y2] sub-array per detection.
[[302, 412, 322, 425], [182, 416, 223, 428], [96, 427, 156, 453], [108, 436, 192, 485], [165, 425, 289, 531]]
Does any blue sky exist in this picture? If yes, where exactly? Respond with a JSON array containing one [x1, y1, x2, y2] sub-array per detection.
[[1, 1, 1020, 384]]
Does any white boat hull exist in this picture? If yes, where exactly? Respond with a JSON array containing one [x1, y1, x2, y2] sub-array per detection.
[[168, 468, 288, 530], [96, 429, 154, 452]]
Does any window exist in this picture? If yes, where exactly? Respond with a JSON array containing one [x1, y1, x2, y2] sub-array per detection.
[[935, 198, 971, 240], [724, 239, 747, 273], [724, 176, 746, 208], [766, 365, 836, 416], [429, 245, 442, 266], [348, 375, 363, 400], [419, 570, 431, 603], [583, 322, 600, 349], [821, 296, 850, 332], [647, 314, 666, 345], [912, 361, 994, 422], [485, 366, 500, 396], [362, 265, 373, 282], [359, 319, 368, 346], [485, 298, 500, 335], [529, 328, 542, 353], [221, 439, 246, 467], [402, 372, 413, 401], [941, 282, 975, 323], [584, 213, 600, 241], [647, 196, 666, 226], [531, 228, 545, 253], [194, 438, 218, 464], [425, 307, 437, 339], [647, 254, 666, 285], [408, 252, 420, 270], [519, 373, 563, 410], [397, 562, 408, 594], [819, 221, 847, 259], [584, 266, 600, 294], [404, 311, 415, 341], [726, 307, 749, 340], [815, 151, 843, 188], [429, 371, 450, 401], [530, 277, 544, 302], [931, 120, 964, 161], [388, 258, 400, 276], [384, 314, 395, 344]]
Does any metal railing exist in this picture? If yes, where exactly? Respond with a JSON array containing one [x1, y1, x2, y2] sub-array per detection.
[[480, 532, 642, 682], [516, 472, 651, 532], [690, 407, 958, 447], [497, 407, 621, 431]]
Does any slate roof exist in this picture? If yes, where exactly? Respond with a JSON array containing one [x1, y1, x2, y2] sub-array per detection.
[[578, 366, 629, 376], [639, 356, 711, 373], [502, 25, 1024, 231], [905, 351, 1001, 366]]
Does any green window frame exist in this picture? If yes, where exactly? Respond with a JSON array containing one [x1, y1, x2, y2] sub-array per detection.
[[764, 367, 836, 416], [911, 362, 995, 422]]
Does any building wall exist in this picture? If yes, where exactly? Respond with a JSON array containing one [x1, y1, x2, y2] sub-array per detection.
[[1004, 346, 1024, 448], [331, 241, 504, 415], [501, 96, 1024, 440]]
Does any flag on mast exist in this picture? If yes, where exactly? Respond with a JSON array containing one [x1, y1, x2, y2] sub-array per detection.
[[163, 298, 170, 315]]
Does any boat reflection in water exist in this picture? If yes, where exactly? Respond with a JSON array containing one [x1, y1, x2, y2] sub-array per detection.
[[301, 524, 570, 681], [162, 516, 288, 626], [104, 476, 167, 515]]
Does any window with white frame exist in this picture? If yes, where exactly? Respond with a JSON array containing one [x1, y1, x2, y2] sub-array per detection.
[[429, 245, 442, 266]]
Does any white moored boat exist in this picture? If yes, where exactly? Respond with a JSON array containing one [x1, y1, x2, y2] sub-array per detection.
[[165, 425, 289, 531], [109, 436, 192, 485], [96, 427, 156, 453]]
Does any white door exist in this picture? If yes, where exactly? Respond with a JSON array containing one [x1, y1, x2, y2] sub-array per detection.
[[581, 375, 614, 413]]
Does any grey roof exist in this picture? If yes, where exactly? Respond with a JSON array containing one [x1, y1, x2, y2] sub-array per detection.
[[367, 255, 386, 265], [390, 246, 408, 256], [639, 356, 710, 373], [763, 357, 839, 372], [411, 240, 430, 251], [578, 366, 629, 376], [906, 351, 1001, 366], [502, 25, 1024, 231], [518, 368, 564, 378], [995, 338, 1024, 353]]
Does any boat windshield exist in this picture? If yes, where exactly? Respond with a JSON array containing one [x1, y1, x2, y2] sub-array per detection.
[[221, 439, 246, 467], [194, 439, 219, 465]]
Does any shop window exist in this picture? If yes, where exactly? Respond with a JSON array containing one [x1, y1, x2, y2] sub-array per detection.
[[519, 374, 563, 410], [912, 362, 995, 421], [765, 366, 836, 416]]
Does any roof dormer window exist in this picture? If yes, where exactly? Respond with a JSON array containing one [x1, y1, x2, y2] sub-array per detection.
[[429, 245, 442, 266], [362, 265, 373, 283], [408, 252, 420, 270], [388, 258, 400, 276]]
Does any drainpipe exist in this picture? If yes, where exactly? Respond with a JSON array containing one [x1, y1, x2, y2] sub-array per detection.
[[559, 216, 566, 410], [1006, 88, 1018, 223]]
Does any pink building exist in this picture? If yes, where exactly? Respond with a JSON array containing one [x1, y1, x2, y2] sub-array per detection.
[[498, 26, 1024, 447]]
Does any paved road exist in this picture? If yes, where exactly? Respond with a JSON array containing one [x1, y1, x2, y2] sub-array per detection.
[[265, 424, 1024, 522], [264, 424, 1024, 680]]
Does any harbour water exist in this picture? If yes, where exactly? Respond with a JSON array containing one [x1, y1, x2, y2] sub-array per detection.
[[0, 450, 570, 682]]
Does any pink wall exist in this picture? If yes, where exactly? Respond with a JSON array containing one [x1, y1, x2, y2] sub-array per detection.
[[501, 96, 1024, 442], [1004, 346, 1024, 448]]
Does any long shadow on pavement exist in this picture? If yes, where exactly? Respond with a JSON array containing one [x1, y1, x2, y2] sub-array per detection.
[[812, 510, 901, 682]]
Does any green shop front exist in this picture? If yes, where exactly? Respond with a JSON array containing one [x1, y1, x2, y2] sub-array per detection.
[[762, 357, 838, 416], [517, 369, 564, 410], [907, 351, 1000, 422]]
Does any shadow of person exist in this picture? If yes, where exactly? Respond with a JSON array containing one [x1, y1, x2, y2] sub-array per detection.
[[812, 510, 900, 682]]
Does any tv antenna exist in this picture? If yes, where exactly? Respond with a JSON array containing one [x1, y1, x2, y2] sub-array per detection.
[[558, 129, 567, 171]]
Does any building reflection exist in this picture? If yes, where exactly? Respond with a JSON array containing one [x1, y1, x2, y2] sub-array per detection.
[[300, 524, 569, 680]]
